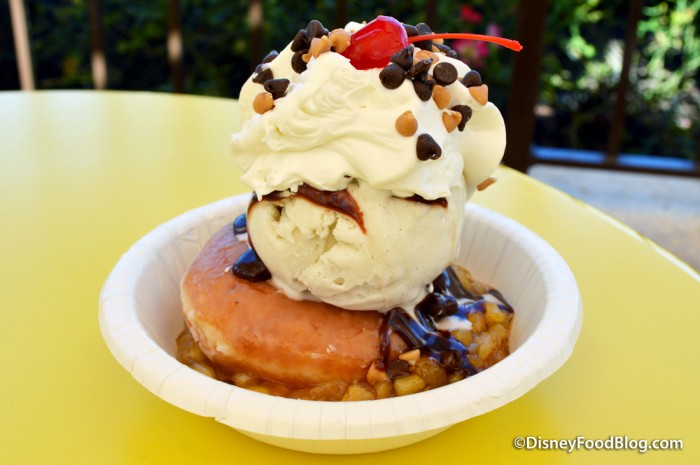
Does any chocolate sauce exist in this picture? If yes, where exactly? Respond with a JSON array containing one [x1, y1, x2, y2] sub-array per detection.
[[248, 184, 448, 235], [382, 307, 477, 376], [229, 205, 509, 379], [401, 194, 447, 208], [378, 266, 514, 377], [295, 184, 366, 232]]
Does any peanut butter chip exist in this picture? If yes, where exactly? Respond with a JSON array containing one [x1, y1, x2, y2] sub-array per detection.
[[442, 110, 462, 133], [477, 177, 497, 191], [432, 85, 451, 109], [329, 29, 351, 53], [395, 110, 418, 136], [469, 84, 489, 106], [253, 92, 274, 114]]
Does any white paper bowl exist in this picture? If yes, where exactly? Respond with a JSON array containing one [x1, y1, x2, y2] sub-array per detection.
[[99, 194, 582, 454]]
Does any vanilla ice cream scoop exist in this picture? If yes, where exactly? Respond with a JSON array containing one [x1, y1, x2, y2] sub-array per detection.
[[231, 18, 507, 311]]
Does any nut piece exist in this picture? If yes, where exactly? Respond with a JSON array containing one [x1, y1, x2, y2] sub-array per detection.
[[399, 349, 421, 362], [469, 84, 489, 106], [395, 110, 418, 136], [442, 109, 462, 133], [253, 92, 274, 114], [432, 85, 451, 109], [477, 177, 497, 191], [366, 361, 389, 384], [415, 49, 438, 63], [303, 35, 332, 62], [329, 28, 351, 53]]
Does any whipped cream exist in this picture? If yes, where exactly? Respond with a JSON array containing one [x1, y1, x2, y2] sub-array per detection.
[[232, 29, 506, 202]]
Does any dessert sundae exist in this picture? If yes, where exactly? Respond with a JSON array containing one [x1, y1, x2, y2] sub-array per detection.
[[178, 16, 521, 401]]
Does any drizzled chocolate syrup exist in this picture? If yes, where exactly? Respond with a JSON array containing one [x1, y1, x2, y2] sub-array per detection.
[[378, 267, 514, 377], [231, 186, 507, 379]]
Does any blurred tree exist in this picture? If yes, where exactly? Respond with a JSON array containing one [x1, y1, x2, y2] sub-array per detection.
[[1, 0, 696, 161]]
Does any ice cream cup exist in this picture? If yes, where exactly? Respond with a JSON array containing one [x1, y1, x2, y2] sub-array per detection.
[[99, 193, 582, 454]]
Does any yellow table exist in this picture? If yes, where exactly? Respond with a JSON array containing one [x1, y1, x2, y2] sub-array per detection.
[[1, 91, 698, 464]]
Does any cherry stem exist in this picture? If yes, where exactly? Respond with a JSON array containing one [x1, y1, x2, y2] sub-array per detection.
[[408, 33, 523, 52]]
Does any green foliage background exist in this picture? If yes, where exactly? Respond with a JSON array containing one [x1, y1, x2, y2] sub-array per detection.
[[1, 0, 697, 161]]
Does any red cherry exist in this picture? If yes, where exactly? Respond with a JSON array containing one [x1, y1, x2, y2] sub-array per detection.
[[341, 16, 409, 70]]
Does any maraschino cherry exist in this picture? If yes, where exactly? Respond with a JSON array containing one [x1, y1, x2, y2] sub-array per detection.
[[341, 16, 408, 70], [341, 16, 522, 71]]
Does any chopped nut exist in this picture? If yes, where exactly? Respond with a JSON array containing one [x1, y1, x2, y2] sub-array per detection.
[[415, 49, 438, 63], [395, 110, 418, 136], [252, 92, 274, 114], [399, 349, 421, 362], [469, 84, 489, 106], [366, 361, 389, 384], [329, 29, 351, 53], [432, 85, 451, 109], [442, 109, 462, 133]]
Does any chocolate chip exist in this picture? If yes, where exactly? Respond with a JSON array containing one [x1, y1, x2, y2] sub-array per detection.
[[406, 58, 433, 79], [416, 133, 442, 160], [233, 213, 247, 235], [403, 23, 419, 37], [232, 248, 271, 282], [291, 30, 310, 52], [263, 78, 290, 99], [291, 49, 308, 73], [421, 292, 459, 319], [412, 76, 435, 101], [262, 50, 279, 64], [446, 49, 459, 59], [305, 19, 328, 39], [252, 65, 273, 84], [462, 70, 482, 87], [413, 22, 433, 51], [432, 62, 458, 86], [416, 22, 433, 34], [451, 105, 473, 131], [433, 43, 452, 54], [387, 359, 411, 379], [379, 64, 406, 90], [390, 46, 415, 70]]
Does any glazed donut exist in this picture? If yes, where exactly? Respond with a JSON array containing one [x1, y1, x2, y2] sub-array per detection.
[[180, 224, 406, 388]]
